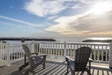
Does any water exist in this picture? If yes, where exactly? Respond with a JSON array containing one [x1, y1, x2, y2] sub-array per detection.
[[53, 37, 86, 43], [1, 37, 112, 43]]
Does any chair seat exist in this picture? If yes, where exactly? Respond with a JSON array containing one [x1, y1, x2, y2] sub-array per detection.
[[69, 61, 74, 70], [34, 56, 43, 64], [69, 61, 87, 71], [69, 61, 86, 71]]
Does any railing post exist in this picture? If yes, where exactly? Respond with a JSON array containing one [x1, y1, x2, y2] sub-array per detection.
[[32, 43, 39, 53], [37, 43, 40, 53], [64, 41, 66, 56], [7, 43, 11, 66], [30, 42, 35, 53], [109, 42, 112, 69]]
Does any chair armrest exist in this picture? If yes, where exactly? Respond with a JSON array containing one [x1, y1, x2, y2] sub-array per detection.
[[37, 54, 46, 57], [31, 52, 38, 55], [23, 53, 38, 59], [36, 54, 46, 60], [65, 56, 75, 73], [30, 56, 36, 58], [65, 56, 74, 61], [89, 58, 92, 62], [30, 54, 46, 59], [88, 58, 92, 74], [24, 52, 38, 57]]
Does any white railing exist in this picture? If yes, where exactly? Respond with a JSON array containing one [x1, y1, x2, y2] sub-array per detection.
[[0, 43, 25, 66], [0, 42, 110, 66], [33, 42, 110, 63], [8, 43, 25, 63], [0, 43, 8, 60]]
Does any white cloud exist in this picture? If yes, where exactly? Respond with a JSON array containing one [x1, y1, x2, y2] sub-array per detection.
[[24, 0, 111, 17], [24, 0, 85, 17], [78, 0, 93, 3], [45, 0, 112, 37], [9, 6, 14, 8], [23, 0, 112, 37], [0, 21, 42, 37], [48, 16, 59, 20], [24, 0, 67, 17], [45, 15, 81, 35], [45, 10, 112, 37], [72, 3, 81, 9], [0, 15, 42, 27], [0, 21, 42, 32]]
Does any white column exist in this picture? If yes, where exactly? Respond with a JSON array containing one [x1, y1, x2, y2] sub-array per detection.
[[64, 41, 66, 56], [30, 42, 35, 53], [109, 42, 112, 68], [6, 43, 11, 66]]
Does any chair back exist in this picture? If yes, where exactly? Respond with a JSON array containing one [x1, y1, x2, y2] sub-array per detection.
[[22, 44, 35, 66], [75, 47, 92, 71], [22, 44, 31, 59]]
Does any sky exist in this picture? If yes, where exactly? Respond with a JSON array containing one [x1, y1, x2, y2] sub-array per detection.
[[0, 0, 112, 38]]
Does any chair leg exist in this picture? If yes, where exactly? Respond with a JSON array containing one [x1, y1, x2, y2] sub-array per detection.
[[43, 55, 46, 69], [67, 65, 69, 73], [43, 62, 45, 69], [72, 70, 75, 75], [24, 66, 34, 75], [24, 69, 30, 75], [86, 69, 91, 75], [88, 60, 92, 75], [19, 62, 29, 71], [81, 71, 84, 75]]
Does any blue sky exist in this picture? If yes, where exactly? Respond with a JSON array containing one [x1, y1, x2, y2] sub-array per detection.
[[0, 0, 112, 38]]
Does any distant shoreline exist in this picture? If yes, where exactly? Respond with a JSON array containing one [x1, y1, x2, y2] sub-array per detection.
[[82, 39, 112, 43]]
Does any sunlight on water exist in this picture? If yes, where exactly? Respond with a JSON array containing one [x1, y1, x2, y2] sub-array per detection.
[[88, 37, 112, 40]]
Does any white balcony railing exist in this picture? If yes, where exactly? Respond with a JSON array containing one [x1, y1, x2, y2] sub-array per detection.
[[0, 42, 110, 66], [33, 42, 110, 63]]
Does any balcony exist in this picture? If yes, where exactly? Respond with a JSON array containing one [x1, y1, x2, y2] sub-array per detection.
[[0, 42, 112, 75]]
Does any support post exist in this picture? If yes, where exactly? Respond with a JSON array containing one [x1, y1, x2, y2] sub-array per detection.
[[64, 41, 66, 56], [109, 42, 112, 69], [7, 43, 11, 66], [30, 42, 35, 53], [37, 43, 40, 53]]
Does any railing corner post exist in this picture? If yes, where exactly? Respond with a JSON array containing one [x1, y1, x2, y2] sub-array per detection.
[[30, 41, 35, 53], [7, 43, 11, 66], [64, 41, 66, 56], [109, 42, 112, 69]]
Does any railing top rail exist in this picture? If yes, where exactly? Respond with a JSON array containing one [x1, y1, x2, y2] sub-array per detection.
[[1, 41, 109, 46], [32, 41, 110, 45]]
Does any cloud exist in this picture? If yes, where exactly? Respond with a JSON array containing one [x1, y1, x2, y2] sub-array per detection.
[[24, 0, 111, 17], [48, 16, 59, 20], [78, 0, 93, 4], [23, 0, 112, 37], [72, 3, 81, 9], [0, 15, 42, 27], [9, 6, 14, 8], [24, 0, 83, 17], [0, 21, 42, 37], [24, 0, 66, 17], [45, 10, 112, 37]]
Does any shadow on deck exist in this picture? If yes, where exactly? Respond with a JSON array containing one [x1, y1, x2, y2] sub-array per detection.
[[0, 60, 111, 75]]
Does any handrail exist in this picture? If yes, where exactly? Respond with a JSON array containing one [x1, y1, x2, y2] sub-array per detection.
[[0, 42, 110, 66]]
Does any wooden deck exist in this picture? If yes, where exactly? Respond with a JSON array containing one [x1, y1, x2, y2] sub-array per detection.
[[0, 60, 111, 75]]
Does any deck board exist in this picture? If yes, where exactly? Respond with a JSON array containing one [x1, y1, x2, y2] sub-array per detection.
[[0, 60, 111, 75]]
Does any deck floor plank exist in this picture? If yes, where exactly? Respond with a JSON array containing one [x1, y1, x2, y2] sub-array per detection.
[[0, 60, 111, 75]]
